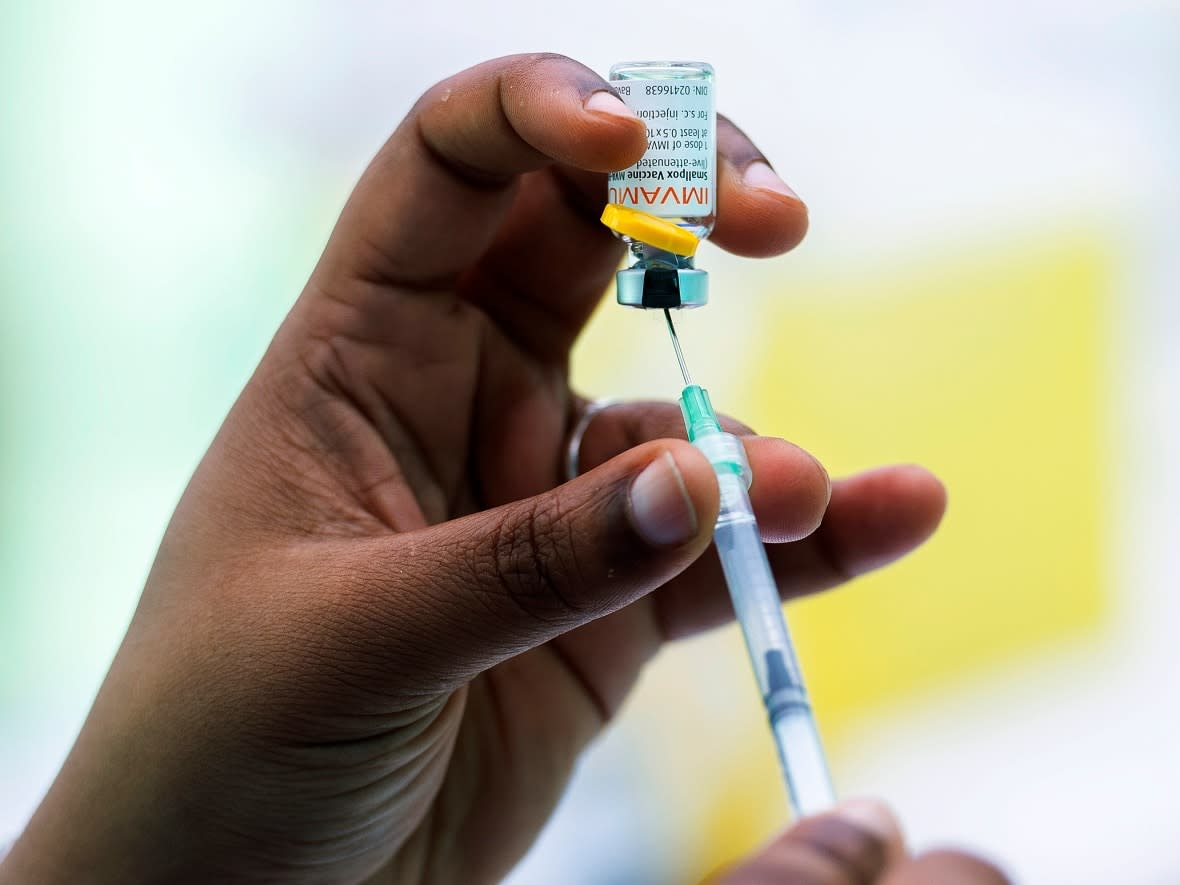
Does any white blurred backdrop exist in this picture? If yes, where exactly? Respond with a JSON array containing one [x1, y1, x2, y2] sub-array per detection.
[[2, 2, 1179, 881]]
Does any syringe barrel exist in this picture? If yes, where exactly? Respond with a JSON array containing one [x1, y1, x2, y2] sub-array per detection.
[[680, 383, 836, 816], [711, 463, 836, 818], [713, 471, 799, 691]]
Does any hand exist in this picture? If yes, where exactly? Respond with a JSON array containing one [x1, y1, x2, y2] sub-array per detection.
[[714, 801, 1009, 884], [1, 54, 950, 884]]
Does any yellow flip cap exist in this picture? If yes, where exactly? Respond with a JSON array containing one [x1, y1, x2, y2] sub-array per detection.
[[599, 204, 700, 257]]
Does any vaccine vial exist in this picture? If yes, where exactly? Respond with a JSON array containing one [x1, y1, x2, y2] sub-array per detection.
[[606, 61, 715, 309], [608, 62, 716, 241]]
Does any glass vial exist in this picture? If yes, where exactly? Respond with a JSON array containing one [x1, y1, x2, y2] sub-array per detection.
[[608, 62, 716, 241]]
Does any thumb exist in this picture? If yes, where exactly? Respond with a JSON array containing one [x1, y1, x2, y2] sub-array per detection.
[[711, 800, 1011, 885], [710, 800, 906, 884], [325, 439, 719, 693]]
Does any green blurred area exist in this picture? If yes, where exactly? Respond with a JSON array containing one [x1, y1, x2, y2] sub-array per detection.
[[0, 3, 338, 709], [2, 3, 1176, 882]]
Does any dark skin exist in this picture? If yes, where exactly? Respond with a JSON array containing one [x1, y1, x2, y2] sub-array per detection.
[[0, 54, 1007, 884]]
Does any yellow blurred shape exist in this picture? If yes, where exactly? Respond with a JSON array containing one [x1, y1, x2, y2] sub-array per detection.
[[735, 231, 1111, 738], [691, 734, 782, 882], [573, 229, 1111, 876]]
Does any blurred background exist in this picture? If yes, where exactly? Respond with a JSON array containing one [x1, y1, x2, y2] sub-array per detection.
[[2, 1, 1178, 881]]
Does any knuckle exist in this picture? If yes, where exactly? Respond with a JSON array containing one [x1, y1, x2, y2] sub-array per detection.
[[897, 850, 1011, 884], [716, 115, 767, 168], [508, 52, 608, 98], [763, 816, 889, 885], [718, 412, 755, 436], [521, 51, 575, 67], [486, 496, 584, 623], [497, 52, 577, 86]]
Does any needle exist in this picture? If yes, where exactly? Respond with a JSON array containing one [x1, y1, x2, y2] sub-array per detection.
[[668, 310, 836, 820], [664, 308, 693, 386]]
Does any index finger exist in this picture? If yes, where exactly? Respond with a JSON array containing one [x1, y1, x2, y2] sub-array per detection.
[[882, 850, 1012, 884], [316, 53, 648, 291]]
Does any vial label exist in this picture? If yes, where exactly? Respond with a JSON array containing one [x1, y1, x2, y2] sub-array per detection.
[[607, 80, 715, 218]]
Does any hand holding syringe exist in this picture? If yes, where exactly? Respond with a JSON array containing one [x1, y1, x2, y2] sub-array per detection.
[[668, 312, 836, 818], [602, 196, 835, 815], [601, 61, 834, 818], [3, 52, 992, 885]]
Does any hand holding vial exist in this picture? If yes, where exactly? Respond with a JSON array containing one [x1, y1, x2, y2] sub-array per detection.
[[0, 54, 1002, 884]]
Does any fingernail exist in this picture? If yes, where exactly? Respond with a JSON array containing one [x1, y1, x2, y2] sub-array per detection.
[[815, 455, 833, 506], [832, 798, 903, 847], [744, 161, 800, 200], [628, 451, 698, 547], [585, 90, 638, 121]]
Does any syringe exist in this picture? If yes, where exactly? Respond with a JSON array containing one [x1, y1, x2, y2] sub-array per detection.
[[664, 309, 836, 819]]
